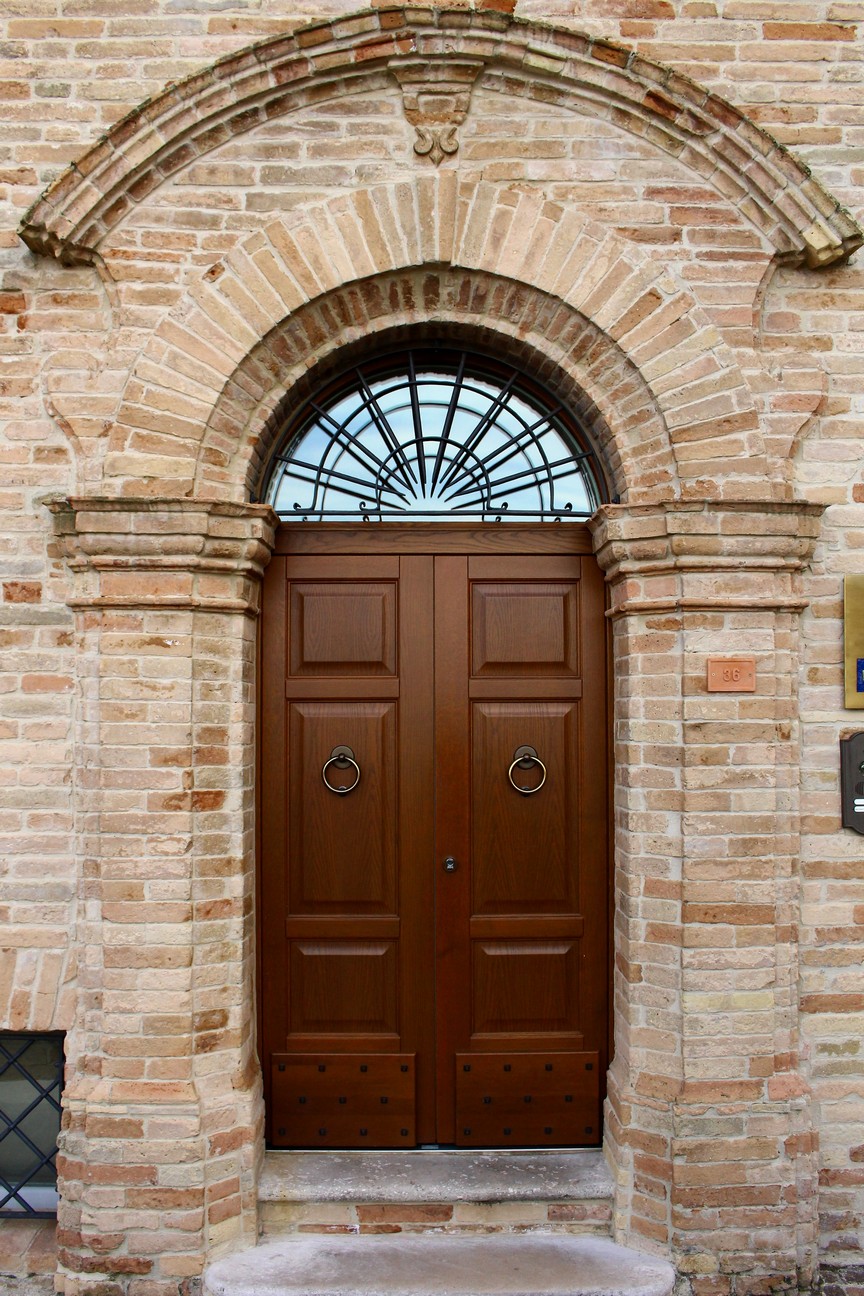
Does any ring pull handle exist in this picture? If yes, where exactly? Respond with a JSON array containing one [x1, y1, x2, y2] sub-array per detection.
[[322, 745, 361, 795], [507, 745, 547, 796]]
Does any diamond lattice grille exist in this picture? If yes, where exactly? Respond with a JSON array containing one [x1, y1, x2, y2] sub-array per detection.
[[0, 1034, 63, 1216]]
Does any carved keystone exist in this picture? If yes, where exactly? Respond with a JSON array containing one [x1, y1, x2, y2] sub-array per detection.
[[391, 58, 483, 166]]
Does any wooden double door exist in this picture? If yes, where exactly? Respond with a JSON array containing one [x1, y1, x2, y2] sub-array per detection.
[[260, 525, 608, 1149]]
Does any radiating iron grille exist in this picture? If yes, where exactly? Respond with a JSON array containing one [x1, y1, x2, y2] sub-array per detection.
[[264, 349, 606, 521], [0, 1033, 64, 1216]]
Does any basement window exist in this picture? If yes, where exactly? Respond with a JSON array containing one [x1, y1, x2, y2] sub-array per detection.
[[0, 1033, 64, 1216]]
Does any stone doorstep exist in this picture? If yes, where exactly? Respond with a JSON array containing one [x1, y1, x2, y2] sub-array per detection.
[[204, 1233, 675, 1296], [259, 1151, 615, 1238], [260, 1151, 615, 1203], [258, 1200, 614, 1237]]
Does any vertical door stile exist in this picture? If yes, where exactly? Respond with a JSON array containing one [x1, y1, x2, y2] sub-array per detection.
[[433, 555, 471, 1145], [397, 555, 437, 1144], [576, 552, 609, 1059], [260, 556, 287, 1146]]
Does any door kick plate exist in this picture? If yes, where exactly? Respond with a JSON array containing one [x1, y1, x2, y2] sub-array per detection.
[[271, 1053, 416, 1148], [455, 1051, 600, 1147]]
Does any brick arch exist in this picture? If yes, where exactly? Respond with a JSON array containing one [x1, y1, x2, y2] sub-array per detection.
[[201, 275, 668, 507], [19, 8, 861, 271], [106, 175, 769, 502]]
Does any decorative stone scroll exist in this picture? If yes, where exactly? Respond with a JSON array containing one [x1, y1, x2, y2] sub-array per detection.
[[19, 9, 863, 269], [391, 57, 483, 167]]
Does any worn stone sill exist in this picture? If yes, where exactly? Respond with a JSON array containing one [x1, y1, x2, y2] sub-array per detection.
[[259, 1149, 614, 1204]]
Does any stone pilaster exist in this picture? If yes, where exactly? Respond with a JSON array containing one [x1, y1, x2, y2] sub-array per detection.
[[48, 498, 277, 1296], [590, 500, 824, 1295]]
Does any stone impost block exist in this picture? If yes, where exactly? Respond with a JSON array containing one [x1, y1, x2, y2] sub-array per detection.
[[48, 498, 278, 616], [590, 499, 825, 615]]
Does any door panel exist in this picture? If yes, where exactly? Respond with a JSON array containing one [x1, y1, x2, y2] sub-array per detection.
[[271, 1054, 416, 1149], [433, 550, 605, 1143], [289, 941, 399, 1035], [471, 584, 580, 678], [289, 582, 397, 677], [261, 527, 607, 1149], [471, 702, 577, 914], [454, 1052, 600, 1148], [288, 701, 397, 913], [471, 941, 579, 1035], [262, 550, 435, 1147]]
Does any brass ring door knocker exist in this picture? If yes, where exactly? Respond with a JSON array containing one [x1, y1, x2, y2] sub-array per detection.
[[322, 745, 361, 795], [508, 745, 547, 795]]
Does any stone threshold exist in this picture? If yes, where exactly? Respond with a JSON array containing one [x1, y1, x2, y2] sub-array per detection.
[[260, 1149, 614, 1204], [204, 1233, 675, 1296]]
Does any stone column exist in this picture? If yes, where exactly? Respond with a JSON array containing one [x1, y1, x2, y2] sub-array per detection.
[[49, 498, 277, 1296], [590, 500, 824, 1295]]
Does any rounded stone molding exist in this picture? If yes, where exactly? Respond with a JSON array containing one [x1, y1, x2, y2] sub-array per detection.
[[19, 8, 862, 271], [589, 498, 826, 615]]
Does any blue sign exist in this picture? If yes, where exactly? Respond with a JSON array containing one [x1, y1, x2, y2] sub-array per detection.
[[858, 659, 864, 692]]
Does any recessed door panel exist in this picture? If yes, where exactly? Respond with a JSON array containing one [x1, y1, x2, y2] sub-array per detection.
[[290, 582, 397, 677], [471, 702, 578, 915], [289, 941, 399, 1036], [472, 583, 580, 677], [288, 701, 397, 913], [472, 940, 579, 1036]]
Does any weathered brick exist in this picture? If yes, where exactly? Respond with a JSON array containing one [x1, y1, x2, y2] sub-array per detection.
[[1, 6, 863, 1295]]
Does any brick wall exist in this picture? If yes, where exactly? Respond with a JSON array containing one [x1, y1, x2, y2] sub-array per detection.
[[1, 2, 863, 1293]]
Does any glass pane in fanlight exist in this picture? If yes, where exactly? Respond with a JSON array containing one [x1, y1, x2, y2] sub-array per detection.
[[266, 353, 602, 521]]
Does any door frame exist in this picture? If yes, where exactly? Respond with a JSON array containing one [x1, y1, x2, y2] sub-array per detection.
[[255, 522, 614, 1146]]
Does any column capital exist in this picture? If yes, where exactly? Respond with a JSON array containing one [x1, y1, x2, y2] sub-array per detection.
[[49, 496, 278, 615], [589, 498, 825, 617]]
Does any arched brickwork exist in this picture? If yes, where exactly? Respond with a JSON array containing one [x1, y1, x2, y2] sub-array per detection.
[[202, 273, 668, 508], [14, 11, 846, 1290], [19, 8, 861, 272], [107, 176, 768, 503]]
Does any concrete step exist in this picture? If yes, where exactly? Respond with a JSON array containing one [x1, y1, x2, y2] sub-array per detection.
[[205, 1234, 675, 1296], [259, 1151, 614, 1237]]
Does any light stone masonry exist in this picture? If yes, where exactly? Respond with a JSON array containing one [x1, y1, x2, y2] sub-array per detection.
[[1, 3, 863, 1296]]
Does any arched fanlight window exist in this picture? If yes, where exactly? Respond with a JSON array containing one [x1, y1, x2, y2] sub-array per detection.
[[262, 348, 607, 521]]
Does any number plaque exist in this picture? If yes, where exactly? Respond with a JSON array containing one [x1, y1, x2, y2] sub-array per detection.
[[706, 657, 757, 693], [844, 576, 864, 710]]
